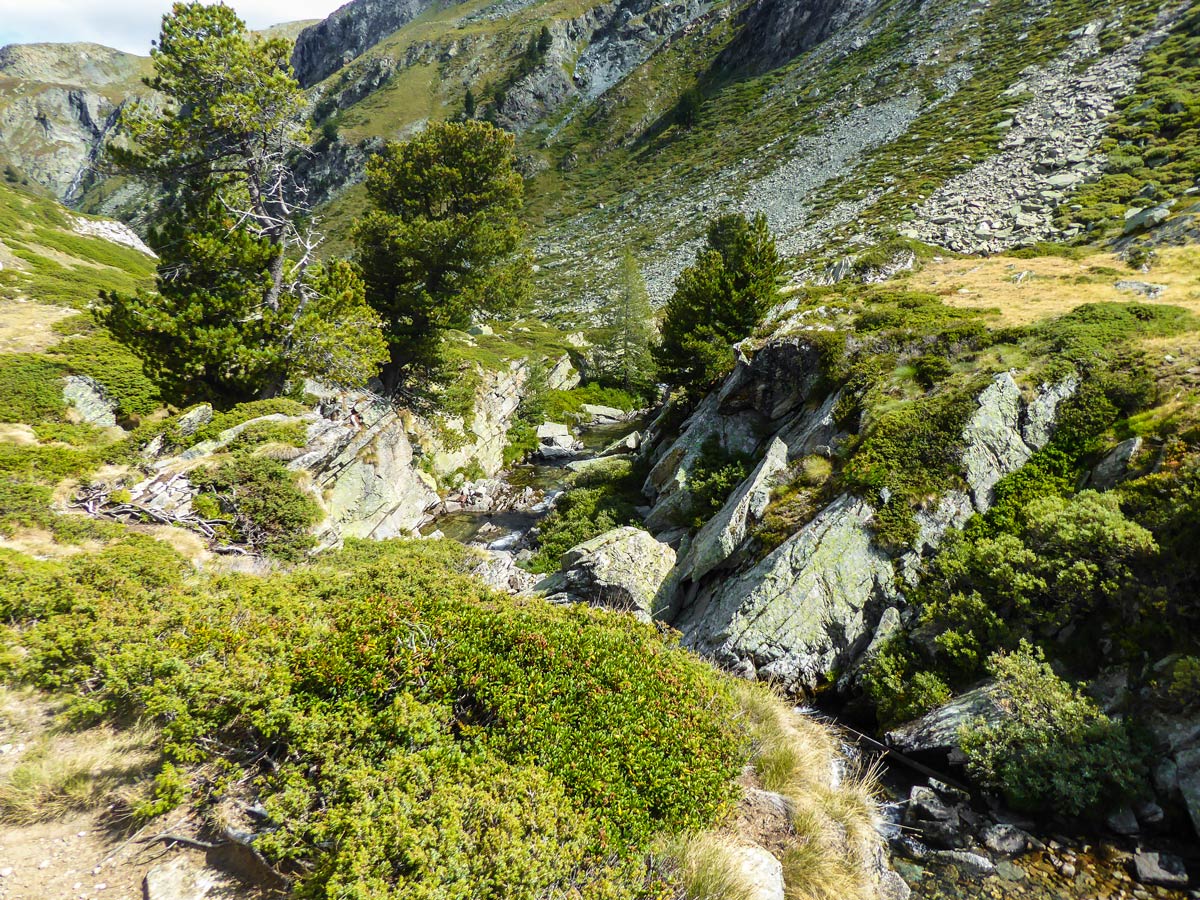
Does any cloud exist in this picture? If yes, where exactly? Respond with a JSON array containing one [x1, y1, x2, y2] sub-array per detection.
[[0, 1, 344, 55]]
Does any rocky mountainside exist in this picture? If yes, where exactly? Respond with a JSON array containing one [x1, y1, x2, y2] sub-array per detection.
[[0, 43, 150, 203], [2, 0, 1196, 304]]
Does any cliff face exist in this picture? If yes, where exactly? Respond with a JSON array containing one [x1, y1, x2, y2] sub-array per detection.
[[290, 0, 456, 87], [716, 0, 886, 75], [0, 43, 150, 202]]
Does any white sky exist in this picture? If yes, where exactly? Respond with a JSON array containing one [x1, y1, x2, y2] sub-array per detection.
[[0, 1, 346, 55]]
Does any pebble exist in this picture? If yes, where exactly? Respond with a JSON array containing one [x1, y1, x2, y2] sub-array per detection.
[[0, 867, 12, 877]]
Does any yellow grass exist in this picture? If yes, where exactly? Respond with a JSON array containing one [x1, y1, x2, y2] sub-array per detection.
[[902, 245, 1200, 327], [0, 300, 73, 353], [0, 687, 157, 825]]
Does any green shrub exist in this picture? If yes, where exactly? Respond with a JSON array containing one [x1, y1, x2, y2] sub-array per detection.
[[192, 453, 321, 559], [912, 353, 952, 388], [527, 459, 642, 573], [47, 331, 161, 420], [0, 355, 67, 423], [685, 439, 753, 528], [960, 643, 1146, 815], [0, 537, 749, 898]]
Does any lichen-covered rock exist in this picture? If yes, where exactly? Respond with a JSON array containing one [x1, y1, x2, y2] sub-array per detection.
[[1089, 436, 1142, 490], [960, 373, 1033, 508], [675, 494, 897, 689], [176, 403, 213, 437], [886, 682, 1003, 761], [643, 392, 762, 533], [298, 399, 437, 542], [678, 436, 789, 583], [62, 375, 117, 427], [1021, 374, 1077, 450], [536, 526, 676, 621]]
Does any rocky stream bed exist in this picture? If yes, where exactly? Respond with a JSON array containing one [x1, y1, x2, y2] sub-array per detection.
[[420, 413, 1197, 900]]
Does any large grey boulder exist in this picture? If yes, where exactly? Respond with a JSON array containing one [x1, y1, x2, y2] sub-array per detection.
[[1132, 851, 1188, 888], [677, 436, 789, 583], [1021, 374, 1077, 449], [536, 526, 676, 621], [675, 494, 897, 689], [62, 375, 117, 427], [886, 682, 1004, 761], [961, 373, 1035, 508]]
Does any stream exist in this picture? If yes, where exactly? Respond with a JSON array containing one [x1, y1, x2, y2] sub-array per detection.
[[422, 418, 1194, 900]]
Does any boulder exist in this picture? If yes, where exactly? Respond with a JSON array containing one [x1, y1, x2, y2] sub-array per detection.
[[293, 400, 437, 542], [1115, 279, 1167, 299], [1020, 374, 1077, 450], [601, 430, 640, 456], [580, 403, 626, 423], [677, 436, 789, 583], [1176, 744, 1200, 837], [536, 526, 676, 621], [982, 823, 1029, 856], [1104, 805, 1140, 836], [933, 850, 995, 878], [1132, 851, 1188, 888], [62, 375, 117, 427], [960, 373, 1034, 508], [674, 494, 898, 689], [177, 403, 214, 436], [886, 682, 1004, 760], [536, 421, 583, 458], [727, 845, 785, 900], [544, 354, 580, 391], [1123, 203, 1171, 234], [1088, 436, 1141, 490]]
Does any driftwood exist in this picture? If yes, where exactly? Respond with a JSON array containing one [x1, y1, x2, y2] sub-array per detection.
[[71, 482, 251, 555]]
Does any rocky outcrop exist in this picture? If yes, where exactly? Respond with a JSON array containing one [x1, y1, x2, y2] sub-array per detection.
[[718, 0, 884, 75], [290, 0, 453, 86], [650, 342, 1076, 690], [62, 375, 117, 427], [536, 525, 676, 620], [642, 389, 763, 532], [677, 436, 789, 584], [885, 683, 1004, 760], [676, 494, 897, 688]]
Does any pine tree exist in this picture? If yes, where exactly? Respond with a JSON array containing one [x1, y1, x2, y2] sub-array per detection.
[[464, 86, 477, 119], [354, 120, 530, 381], [101, 2, 386, 402], [654, 212, 781, 394], [599, 251, 657, 396]]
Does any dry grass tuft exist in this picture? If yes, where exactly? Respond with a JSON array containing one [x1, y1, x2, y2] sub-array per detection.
[[730, 682, 883, 900], [672, 832, 758, 900], [0, 688, 158, 825]]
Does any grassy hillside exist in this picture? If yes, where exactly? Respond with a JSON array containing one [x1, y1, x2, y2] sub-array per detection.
[[0, 179, 154, 308]]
